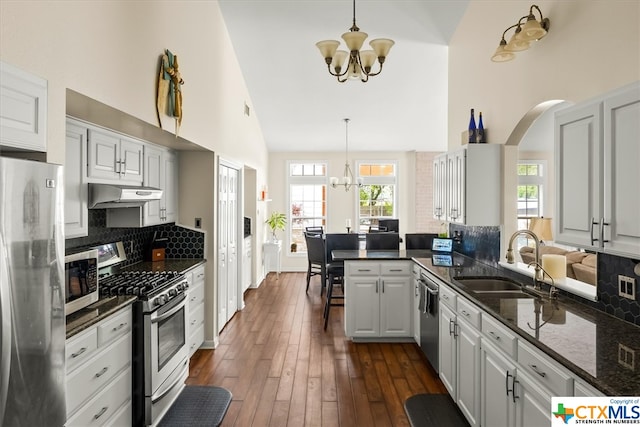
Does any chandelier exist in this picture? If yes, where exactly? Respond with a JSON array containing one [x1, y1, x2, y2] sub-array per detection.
[[315, 0, 394, 83], [330, 119, 363, 191], [491, 4, 550, 62]]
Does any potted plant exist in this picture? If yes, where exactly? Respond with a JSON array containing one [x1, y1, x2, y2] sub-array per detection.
[[265, 211, 286, 242]]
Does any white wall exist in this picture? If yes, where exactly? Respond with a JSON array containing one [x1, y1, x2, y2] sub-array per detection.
[[1, 0, 270, 345], [448, 0, 640, 253]]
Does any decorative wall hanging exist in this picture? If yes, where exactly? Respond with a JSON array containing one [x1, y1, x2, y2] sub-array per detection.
[[156, 49, 184, 136]]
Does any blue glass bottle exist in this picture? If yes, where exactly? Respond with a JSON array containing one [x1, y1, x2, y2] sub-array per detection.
[[468, 108, 477, 143], [478, 111, 486, 143]]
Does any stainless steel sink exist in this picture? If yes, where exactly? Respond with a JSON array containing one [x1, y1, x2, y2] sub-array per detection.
[[454, 277, 534, 298]]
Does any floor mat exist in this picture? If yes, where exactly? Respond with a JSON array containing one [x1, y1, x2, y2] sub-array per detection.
[[158, 385, 232, 427], [404, 394, 469, 427]]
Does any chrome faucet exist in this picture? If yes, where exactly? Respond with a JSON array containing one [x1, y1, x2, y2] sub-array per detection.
[[527, 262, 559, 299], [506, 229, 542, 280]]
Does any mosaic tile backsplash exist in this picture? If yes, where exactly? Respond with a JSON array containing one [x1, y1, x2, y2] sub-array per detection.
[[450, 223, 640, 327], [66, 209, 205, 267]]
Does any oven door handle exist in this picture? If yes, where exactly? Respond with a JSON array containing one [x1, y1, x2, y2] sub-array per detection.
[[151, 297, 186, 324], [151, 358, 189, 404]]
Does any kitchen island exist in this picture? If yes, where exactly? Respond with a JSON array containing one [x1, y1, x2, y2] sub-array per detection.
[[334, 249, 640, 397]]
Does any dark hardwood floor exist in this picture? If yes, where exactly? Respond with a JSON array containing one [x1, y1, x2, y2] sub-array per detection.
[[186, 272, 447, 426]]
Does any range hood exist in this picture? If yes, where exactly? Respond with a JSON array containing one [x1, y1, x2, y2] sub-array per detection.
[[89, 183, 162, 209]]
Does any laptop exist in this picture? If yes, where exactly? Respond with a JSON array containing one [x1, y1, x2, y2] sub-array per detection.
[[431, 237, 453, 266]]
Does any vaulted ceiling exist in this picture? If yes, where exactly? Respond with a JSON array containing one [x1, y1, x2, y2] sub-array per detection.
[[218, 0, 469, 152]]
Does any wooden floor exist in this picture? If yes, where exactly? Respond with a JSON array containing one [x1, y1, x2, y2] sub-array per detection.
[[186, 272, 447, 427]]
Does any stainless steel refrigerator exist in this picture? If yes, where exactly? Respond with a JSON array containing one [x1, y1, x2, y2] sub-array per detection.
[[0, 156, 66, 426]]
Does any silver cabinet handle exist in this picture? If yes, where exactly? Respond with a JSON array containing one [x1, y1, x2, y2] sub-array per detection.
[[461, 310, 469, 317], [389, 269, 403, 272], [94, 367, 109, 378], [590, 218, 598, 245], [600, 217, 610, 245], [93, 407, 108, 420], [489, 331, 501, 340], [375, 279, 379, 294], [358, 269, 372, 272], [528, 364, 547, 378], [71, 347, 87, 358], [112, 322, 127, 332], [191, 319, 197, 325], [382, 280, 385, 293]]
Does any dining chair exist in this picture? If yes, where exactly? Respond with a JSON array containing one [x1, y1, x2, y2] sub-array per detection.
[[368, 225, 388, 233], [365, 232, 400, 250], [305, 226, 324, 236], [304, 232, 326, 294], [405, 233, 438, 250], [323, 233, 360, 330], [378, 219, 399, 233]]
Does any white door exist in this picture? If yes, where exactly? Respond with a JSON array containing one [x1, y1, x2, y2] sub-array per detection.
[[143, 146, 163, 225], [438, 304, 457, 397], [379, 276, 412, 337], [481, 341, 516, 427], [217, 161, 241, 332]]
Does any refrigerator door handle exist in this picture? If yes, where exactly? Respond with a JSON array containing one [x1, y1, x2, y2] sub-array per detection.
[[0, 232, 13, 422]]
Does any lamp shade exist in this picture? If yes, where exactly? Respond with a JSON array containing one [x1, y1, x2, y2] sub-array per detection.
[[369, 38, 394, 58], [342, 31, 368, 51], [505, 31, 530, 52], [529, 217, 553, 241], [491, 40, 515, 62], [517, 17, 547, 41], [316, 40, 340, 59], [332, 50, 349, 72]]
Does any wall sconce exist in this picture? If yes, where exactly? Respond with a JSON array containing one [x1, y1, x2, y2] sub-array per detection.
[[491, 4, 550, 62]]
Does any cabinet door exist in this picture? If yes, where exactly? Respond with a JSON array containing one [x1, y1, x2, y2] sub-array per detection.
[[555, 102, 603, 249], [345, 277, 380, 337], [438, 303, 457, 397], [379, 276, 412, 337], [481, 341, 516, 427], [514, 371, 552, 427], [447, 149, 466, 223], [457, 318, 481, 427], [119, 137, 144, 183], [433, 154, 447, 220], [0, 61, 47, 151], [163, 150, 178, 222], [413, 272, 421, 344], [143, 145, 163, 225], [87, 128, 120, 180], [65, 120, 88, 238], [603, 86, 640, 256]]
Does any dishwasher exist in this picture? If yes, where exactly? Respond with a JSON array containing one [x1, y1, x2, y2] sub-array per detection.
[[418, 271, 439, 371]]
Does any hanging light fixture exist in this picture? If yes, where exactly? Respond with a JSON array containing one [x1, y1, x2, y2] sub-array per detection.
[[330, 118, 363, 191], [315, 0, 394, 83], [491, 4, 550, 62]]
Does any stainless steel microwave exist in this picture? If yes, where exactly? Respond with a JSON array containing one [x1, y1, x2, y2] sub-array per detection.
[[65, 249, 99, 315]]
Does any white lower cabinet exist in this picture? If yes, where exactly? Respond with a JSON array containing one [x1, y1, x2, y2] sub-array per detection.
[[438, 284, 481, 427], [186, 265, 206, 357], [345, 261, 412, 338], [65, 305, 132, 426]]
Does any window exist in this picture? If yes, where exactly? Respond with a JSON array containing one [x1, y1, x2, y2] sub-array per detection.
[[517, 160, 547, 248], [288, 162, 327, 254], [356, 161, 397, 232]]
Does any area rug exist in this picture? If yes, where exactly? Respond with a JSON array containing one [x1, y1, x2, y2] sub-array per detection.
[[158, 385, 232, 427], [404, 394, 469, 427]]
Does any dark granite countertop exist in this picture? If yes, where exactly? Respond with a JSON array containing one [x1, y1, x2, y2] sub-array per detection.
[[65, 259, 206, 339], [66, 296, 137, 339], [411, 253, 640, 396], [332, 249, 431, 261]]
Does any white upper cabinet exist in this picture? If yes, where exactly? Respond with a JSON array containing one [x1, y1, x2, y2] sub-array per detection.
[[433, 144, 502, 226], [0, 61, 47, 152], [142, 146, 178, 225], [65, 118, 89, 238], [87, 126, 144, 184], [556, 82, 640, 257]]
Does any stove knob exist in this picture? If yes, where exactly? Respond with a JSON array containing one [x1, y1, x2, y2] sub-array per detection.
[[155, 295, 167, 306], [168, 289, 177, 297]]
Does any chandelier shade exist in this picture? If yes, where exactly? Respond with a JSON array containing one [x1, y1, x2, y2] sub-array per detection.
[[331, 118, 363, 191], [316, 0, 394, 83]]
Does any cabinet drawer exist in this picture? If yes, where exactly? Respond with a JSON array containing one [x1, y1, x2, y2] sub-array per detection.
[[66, 367, 131, 426], [345, 262, 380, 276], [457, 297, 481, 330], [518, 341, 573, 396], [188, 283, 205, 307], [66, 334, 131, 415], [97, 308, 131, 347], [439, 285, 457, 311], [188, 324, 205, 356], [481, 315, 517, 358], [191, 266, 205, 285], [188, 302, 205, 330], [380, 262, 411, 276], [66, 328, 98, 373]]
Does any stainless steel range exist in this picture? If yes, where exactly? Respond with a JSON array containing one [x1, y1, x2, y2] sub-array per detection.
[[96, 243, 189, 426]]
